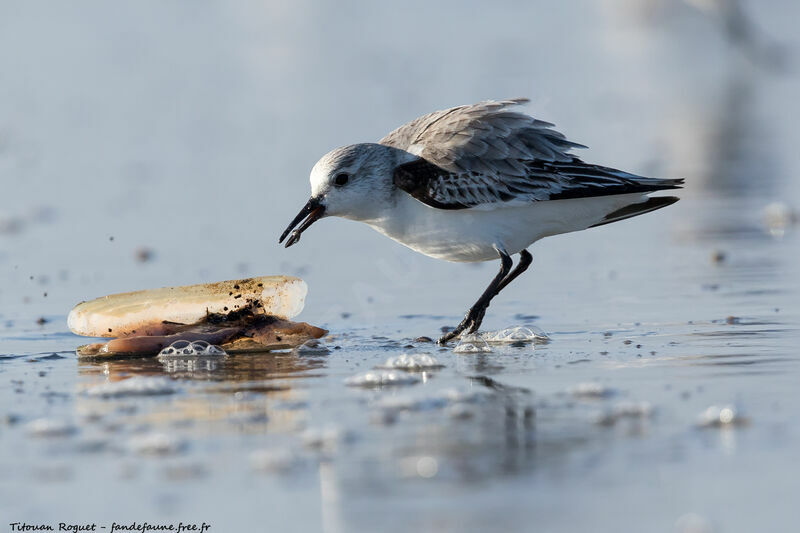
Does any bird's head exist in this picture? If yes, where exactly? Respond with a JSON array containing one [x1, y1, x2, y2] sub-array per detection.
[[279, 143, 407, 247]]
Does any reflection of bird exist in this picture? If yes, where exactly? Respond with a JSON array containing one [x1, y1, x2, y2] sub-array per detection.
[[280, 99, 683, 343]]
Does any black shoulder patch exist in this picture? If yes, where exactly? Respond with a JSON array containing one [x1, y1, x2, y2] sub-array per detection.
[[393, 159, 471, 210]]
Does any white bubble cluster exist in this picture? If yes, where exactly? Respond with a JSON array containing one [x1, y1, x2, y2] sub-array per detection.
[[379, 353, 442, 370], [697, 405, 746, 428], [453, 334, 492, 354], [157, 340, 226, 358], [481, 326, 549, 343], [344, 370, 421, 388], [399, 455, 439, 479]]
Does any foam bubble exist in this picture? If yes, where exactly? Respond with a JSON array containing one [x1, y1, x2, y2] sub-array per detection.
[[345, 371, 421, 388], [157, 340, 226, 358], [481, 325, 549, 343], [453, 334, 492, 354], [399, 455, 439, 479], [697, 405, 746, 428], [379, 353, 443, 370]]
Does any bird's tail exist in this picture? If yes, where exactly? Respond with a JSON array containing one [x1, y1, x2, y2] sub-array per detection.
[[590, 196, 680, 228]]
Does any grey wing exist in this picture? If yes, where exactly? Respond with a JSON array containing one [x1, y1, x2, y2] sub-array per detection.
[[381, 98, 682, 209], [380, 98, 582, 167]]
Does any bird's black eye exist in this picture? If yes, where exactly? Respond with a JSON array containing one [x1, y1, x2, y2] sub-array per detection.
[[334, 173, 349, 187]]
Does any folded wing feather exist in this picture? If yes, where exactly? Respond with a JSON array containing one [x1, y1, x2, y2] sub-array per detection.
[[381, 98, 682, 210]]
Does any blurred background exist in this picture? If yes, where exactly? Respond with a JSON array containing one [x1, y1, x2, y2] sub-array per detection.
[[1, 0, 797, 325], [1, 2, 799, 532]]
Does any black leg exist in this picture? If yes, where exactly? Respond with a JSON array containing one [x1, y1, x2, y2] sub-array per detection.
[[495, 249, 532, 295], [464, 249, 533, 333], [438, 248, 513, 344]]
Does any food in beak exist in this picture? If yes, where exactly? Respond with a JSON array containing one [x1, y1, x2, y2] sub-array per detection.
[[279, 197, 325, 247]]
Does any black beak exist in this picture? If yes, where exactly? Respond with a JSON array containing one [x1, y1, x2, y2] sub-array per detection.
[[279, 197, 326, 248]]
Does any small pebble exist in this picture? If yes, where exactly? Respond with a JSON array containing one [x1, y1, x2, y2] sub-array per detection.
[[135, 246, 154, 263], [3, 413, 22, 425]]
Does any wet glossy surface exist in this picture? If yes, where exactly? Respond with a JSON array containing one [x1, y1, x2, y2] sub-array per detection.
[[1, 2, 799, 532]]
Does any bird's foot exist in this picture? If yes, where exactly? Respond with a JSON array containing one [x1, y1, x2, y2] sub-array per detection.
[[437, 327, 465, 345], [437, 306, 487, 344]]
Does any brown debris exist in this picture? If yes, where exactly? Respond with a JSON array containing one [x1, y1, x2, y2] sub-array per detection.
[[76, 309, 327, 358]]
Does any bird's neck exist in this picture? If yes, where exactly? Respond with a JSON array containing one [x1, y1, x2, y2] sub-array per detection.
[[353, 190, 417, 241], [346, 192, 400, 226]]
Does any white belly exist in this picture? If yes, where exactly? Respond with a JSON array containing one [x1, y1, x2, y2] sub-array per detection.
[[362, 193, 647, 262]]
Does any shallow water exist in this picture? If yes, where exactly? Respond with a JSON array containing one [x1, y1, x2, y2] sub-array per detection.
[[2, 2, 800, 532]]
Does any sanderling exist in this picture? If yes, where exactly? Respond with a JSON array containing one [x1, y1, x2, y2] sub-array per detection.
[[279, 98, 683, 344]]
